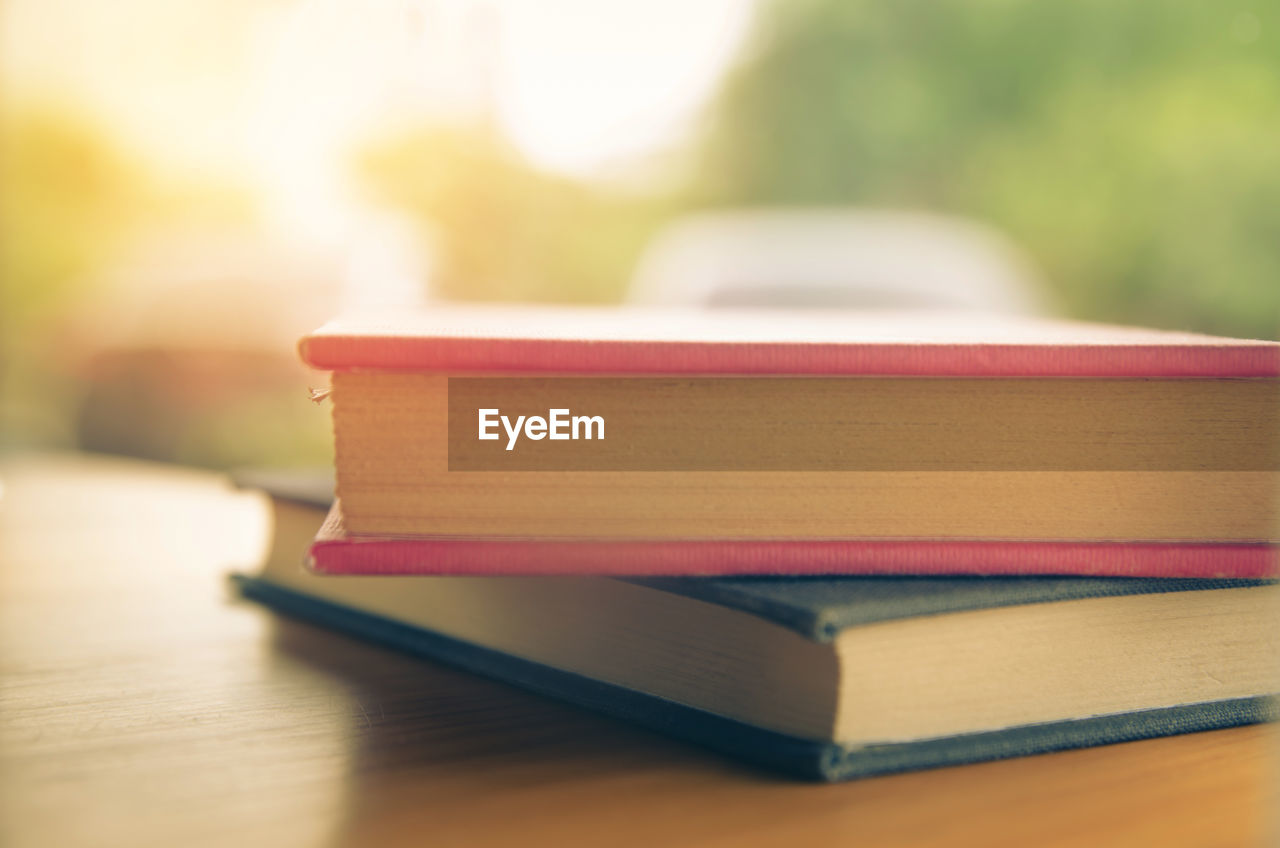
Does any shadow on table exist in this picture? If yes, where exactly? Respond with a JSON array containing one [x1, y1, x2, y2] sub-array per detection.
[[259, 611, 807, 843]]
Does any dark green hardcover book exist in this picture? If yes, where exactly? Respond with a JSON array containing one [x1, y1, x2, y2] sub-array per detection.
[[232, 470, 1277, 781]]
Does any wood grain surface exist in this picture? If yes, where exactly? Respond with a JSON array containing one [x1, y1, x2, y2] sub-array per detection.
[[1, 453, 1275, 848]]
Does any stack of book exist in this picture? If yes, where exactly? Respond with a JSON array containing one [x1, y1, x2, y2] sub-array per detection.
[[236, 306, 1279, 780]]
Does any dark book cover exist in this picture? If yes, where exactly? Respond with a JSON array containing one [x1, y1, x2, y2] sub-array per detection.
[[233, 572, 1274, 781]]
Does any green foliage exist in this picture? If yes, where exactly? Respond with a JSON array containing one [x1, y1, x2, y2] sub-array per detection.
[[0, 107, 142, 333], [0, 106, 260, 455], [695, 0, 1280, 338], [360, 127, 668, 304], [0, 108, 146, 448]]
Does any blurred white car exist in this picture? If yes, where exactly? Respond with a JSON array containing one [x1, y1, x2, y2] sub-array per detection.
[[628, 208, 1052, 315]]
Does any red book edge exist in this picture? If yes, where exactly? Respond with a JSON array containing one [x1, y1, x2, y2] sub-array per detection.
[[308, 503, 1278, 579], [300, 335, 1280, 377], [298, 309, 1280, 377]]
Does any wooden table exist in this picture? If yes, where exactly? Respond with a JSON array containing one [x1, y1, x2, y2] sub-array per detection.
[[1, 453, 1274, 848]]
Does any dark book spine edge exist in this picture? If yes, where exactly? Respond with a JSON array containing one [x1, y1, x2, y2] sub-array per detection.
[[630, 576, 1276, 642], [823, 696, 1276, 781]]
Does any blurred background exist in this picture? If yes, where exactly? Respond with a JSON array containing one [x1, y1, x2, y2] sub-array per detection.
[[2, 0, 1278, 469]]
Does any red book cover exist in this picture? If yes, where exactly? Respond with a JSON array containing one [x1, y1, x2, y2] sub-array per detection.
[[300, 306, 1280, 377], [309, 503, 1278, 578]]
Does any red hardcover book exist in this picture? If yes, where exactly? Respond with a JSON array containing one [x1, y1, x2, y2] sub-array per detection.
[[301, 306, 1280, 577]]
